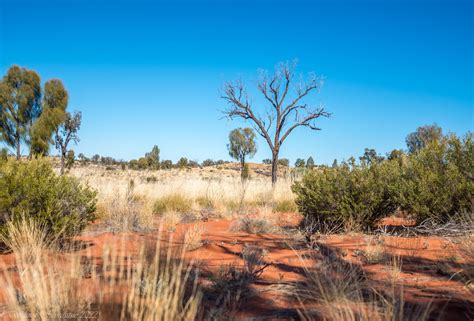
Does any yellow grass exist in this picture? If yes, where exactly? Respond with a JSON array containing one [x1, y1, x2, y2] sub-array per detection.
[[0, 221, 201, 321], [69, 165, 295, 217], [0, 217, 55, 265]]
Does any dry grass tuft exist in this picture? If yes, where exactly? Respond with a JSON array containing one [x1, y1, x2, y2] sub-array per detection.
[[360, 236, 386, 264], [161, 211, 182, 231], [103, 194, 153, 232], [153, 194, 193, 215], [183, 224, 206, 251], [458, 233, 474, 292], [230, 206, 280, 234], [231, 216, 275, 234], [272, 199, 298, 213], [0, 224, 202, 321], [293, 250, 432, 321], [0, 217, 55, 265]]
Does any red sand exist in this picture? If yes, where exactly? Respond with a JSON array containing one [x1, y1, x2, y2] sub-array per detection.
[[1, 214, 473, 320]]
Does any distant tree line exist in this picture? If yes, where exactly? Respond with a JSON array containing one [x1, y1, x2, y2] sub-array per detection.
[[76, 145, 231, 170]]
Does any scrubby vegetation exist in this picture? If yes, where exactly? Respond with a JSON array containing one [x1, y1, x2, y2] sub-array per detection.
[[293, 131, 473, 233], [0, 158, 97, 240], [0, 223, 201, 321], [1, 64, 472, 319]]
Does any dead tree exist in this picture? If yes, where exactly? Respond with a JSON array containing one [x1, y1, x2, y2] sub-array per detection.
[[222, 61, 330, 185]]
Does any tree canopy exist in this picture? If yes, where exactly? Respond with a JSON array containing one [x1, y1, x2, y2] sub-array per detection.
[[227, 127, 257, 167], [0, 65, 41, 159]]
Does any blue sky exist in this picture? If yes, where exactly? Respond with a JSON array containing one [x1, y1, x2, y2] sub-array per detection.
[[0, 0, 472, 164]]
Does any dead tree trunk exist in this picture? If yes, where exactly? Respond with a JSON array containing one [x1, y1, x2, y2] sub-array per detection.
[[15, 133, 21, 160], [271, 151, 279, 185]]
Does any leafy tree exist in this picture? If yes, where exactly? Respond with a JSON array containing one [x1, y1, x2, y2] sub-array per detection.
[[0, 65, 41, 159], [406, 124, 443, 154], [331, 159, 338, 168], [295, 158, 306, 168], [29, 79, 69, 156], [262, 159, 272, 165], [128, 159, 138, 170], [177, 157, 188, 168], [222, 61, 330, 184], [387, 149, 406, 166], [202, 159, 215, 167], [387, 149, 404, 161], [306, 156, 315, 169], [188, 160, 200, 168], [160, 159, 173, 169], [278, 158, 289, 167], [359, 148, 384, 166], [91, 154, 100, 163], [145, 145, 160, 169], [54, 111, 81, 174], [227, 128, 257, 180], [77, 153, 88, 162]]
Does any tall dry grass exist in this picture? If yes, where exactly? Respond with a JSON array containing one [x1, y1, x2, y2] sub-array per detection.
[[0, 220, 202, 321], [293, 252, 433, 321], [70, 166, 296, 217], [0, 217, 53, 265]]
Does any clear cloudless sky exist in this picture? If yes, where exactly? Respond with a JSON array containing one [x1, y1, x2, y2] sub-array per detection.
[[0, 0, 473, 164]]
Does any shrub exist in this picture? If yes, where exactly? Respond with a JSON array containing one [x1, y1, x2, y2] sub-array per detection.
[[278, 158, 289, 167], [183, 224, 205, 251], [292, 160, 400, 232], [398, 134, 473, 222], [0, 159, 97, 239], [292, 132, 473, 233], [145, 175, 157, 183]]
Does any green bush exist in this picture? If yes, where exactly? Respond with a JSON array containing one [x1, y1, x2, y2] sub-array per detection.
[[293, 160, 400, 232], [398, 134, 473, 222], [0, 159, 97, 239], [293, 133, 473, 233]]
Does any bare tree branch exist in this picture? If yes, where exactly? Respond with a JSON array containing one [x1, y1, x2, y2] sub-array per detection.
[[221, 61, 330, 184]]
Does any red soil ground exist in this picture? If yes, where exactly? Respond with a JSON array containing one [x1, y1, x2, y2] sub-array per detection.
[[0, 214, 473, 320]]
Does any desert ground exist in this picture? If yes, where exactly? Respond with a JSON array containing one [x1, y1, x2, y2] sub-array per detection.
[[0, 162, 472, 320]]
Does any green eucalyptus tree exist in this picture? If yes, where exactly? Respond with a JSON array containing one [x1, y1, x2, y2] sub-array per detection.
[[406, 124, 443, 154], [30, 79, 69, 156], [227, 127, 257, 180], [0, 65, 41, 159], [55, 111, 81, 174]]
